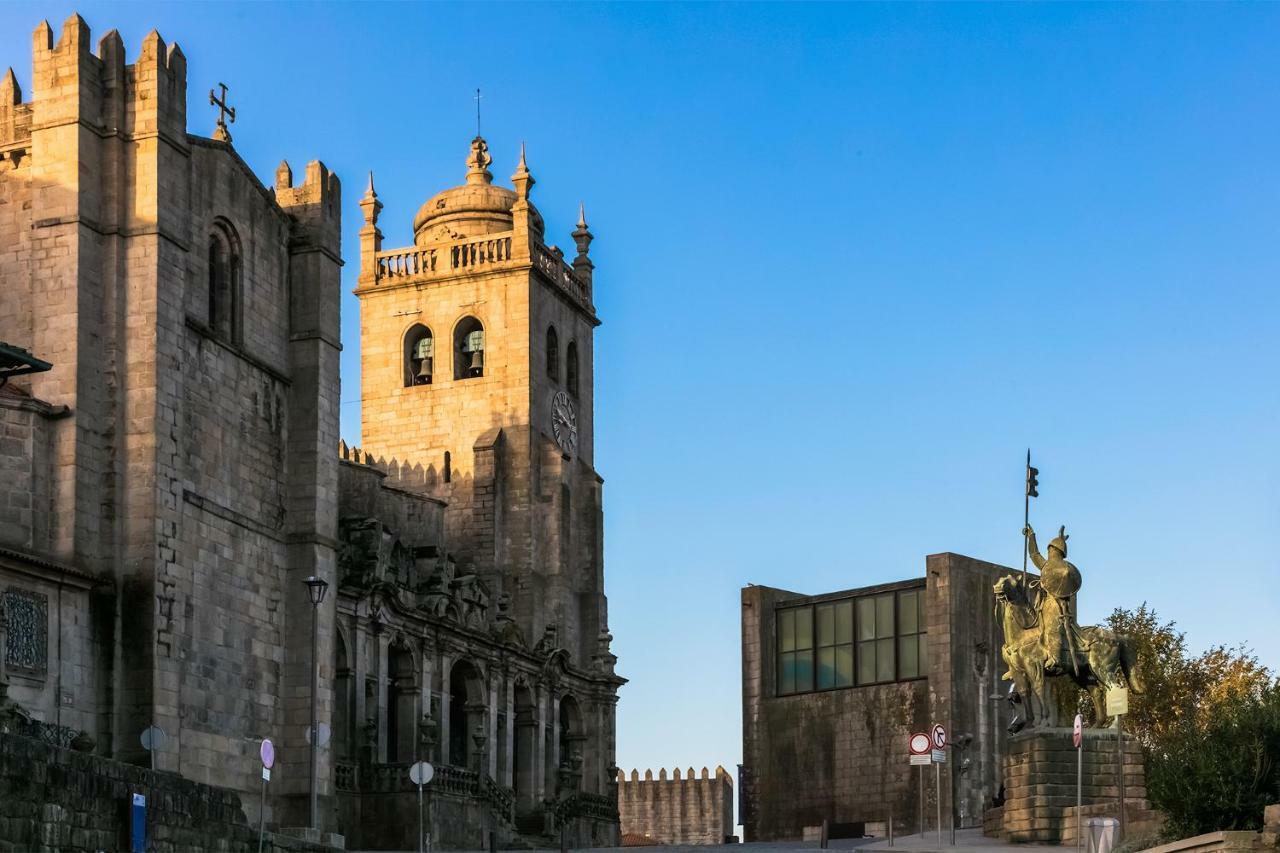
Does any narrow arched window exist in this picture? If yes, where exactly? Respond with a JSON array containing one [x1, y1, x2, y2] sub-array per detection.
[[404, 324, 434, 387], [566, 341, 579, 397], [546, 326, 559, 382], [207, 224, 241, 343], [443, 451, 452, 483], [454, 316, 485, 380]]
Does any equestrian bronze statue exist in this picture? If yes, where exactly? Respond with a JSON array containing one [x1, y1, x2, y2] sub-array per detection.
[[994, 524, 1143, 729]]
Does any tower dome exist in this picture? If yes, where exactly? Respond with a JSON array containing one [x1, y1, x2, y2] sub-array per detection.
[[412, 137, 542, 245]]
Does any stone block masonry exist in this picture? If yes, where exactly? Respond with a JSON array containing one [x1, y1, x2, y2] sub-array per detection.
[[618, 766, 734, 845], [0, 730, 330, 853]]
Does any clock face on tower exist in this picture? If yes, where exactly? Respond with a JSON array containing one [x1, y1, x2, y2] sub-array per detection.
[[551, 390, 578, 456]]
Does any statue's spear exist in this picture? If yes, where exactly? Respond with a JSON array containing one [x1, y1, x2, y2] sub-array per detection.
[[1023, 449, 1038, 590]]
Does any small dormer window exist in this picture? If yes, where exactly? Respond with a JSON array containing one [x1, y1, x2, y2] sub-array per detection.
[[404, 325, 434, 387], [455, 316, 485, 380]]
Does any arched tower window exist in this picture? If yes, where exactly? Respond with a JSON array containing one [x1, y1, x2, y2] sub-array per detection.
[[207, 222, 241, 343], [454, 316, 485, 380], [566, 341, 579, 397], [546, 326, 559, 382], [404, 324, 434, 386]]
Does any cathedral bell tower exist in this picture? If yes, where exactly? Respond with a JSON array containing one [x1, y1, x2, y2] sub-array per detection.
[[355, 136, 607, 668]]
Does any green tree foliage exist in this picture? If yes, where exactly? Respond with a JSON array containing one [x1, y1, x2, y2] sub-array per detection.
[[1146, 682, 1280, 835], [1097, 604, 1278, 834]]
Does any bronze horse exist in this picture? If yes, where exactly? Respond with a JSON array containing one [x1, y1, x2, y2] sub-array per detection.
[[994, 575, 1143, 727]]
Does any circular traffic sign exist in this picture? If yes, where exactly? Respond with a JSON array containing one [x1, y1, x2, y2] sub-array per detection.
[[1072, 714, 1083, 749], [260, 738, 275, 769], [409, 761, 435, 786], [305, 723, 331, 747], [932, 723, 947, 750], [140, 725, 166, 752], [909, 732, 931, 755]]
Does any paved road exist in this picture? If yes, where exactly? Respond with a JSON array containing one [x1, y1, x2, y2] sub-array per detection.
[[354, 826, 1049, 853]]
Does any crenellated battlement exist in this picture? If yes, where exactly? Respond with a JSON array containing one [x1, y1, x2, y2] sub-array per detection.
[[619, 765, 731, 784], [338, 440, 445, 495], [617, 765, 735, 845], [8, 15, 189, 148]]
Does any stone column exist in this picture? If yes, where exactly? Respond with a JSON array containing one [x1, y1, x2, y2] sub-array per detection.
[[438, 651, 452, 767], [376, 632, 390, 762], [487, 673, 500, 779], [534, 686, 548, 803], [503, 676, 515, 787]]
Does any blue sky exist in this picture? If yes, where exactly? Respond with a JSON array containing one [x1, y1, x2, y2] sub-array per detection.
[[8, 2, 1278, 806]]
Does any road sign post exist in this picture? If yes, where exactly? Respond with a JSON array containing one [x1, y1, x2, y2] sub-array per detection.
[[410, 761, 435, 853], [140, 725, 165, 773], [909, 732, 930, 836], [1073, 715, 1083, 852], [930, 723, 947, 845], [258, 739, 275, 853], [1107, 687, 1129, 843]]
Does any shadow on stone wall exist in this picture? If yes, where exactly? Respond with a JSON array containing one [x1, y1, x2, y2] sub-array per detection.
[[0, 731, 331, 852]]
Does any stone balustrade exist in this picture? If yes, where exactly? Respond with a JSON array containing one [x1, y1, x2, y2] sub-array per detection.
[[372, 232, 593, 316]]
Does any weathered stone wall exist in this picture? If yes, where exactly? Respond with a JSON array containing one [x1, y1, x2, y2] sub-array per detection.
[[994, 727, 1152, 843], [618, 766, 734, 845], [0, 731, 329, 852], [741, 554, 1013, 841], [0, 14, 344, 831]]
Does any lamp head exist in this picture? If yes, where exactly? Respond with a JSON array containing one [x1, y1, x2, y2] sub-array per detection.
[[304, 575, 330, 605]]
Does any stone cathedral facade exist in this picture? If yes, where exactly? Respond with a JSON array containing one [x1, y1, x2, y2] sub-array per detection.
[[0, 14, 621, 851]]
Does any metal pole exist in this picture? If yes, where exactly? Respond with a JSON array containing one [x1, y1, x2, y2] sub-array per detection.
[[417, 780, 424, 853], [1022, 449, 1031, 589], [310, 598, 320, 831], [935, 762, 942, 846], [1117, 715, 1126, 842], [258, 775, 267, 853], [888, 810, 894, 846], [919, 765, 925, 837]]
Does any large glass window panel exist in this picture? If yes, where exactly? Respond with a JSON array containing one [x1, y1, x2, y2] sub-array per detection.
[[817, 647, 836, 689], [899, 635, 919, 679], [779, 609, 796, 652], [898, 591, 919, 635], [780, 653, 796, 694], [835, 645, 854, 687], [816, 604, 835, 647], [795, 650, 814, 692], [795, 608, 813, 650], [857, 642, 876, 686], [919, 634, 928, 673], [875, 594, 895, 639], [857, 598, 876, 642], [918, 589, 927, 630], [876, 638, 895, 682], [835, 601, 853, 644]]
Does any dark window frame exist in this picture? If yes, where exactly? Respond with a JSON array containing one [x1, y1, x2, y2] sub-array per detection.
[[774, 586, 927, 697]]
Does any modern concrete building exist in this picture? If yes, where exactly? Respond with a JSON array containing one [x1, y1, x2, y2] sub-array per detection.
[[740, 553, 1016, 840]]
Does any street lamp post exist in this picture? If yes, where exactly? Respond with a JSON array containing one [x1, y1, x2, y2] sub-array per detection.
[[304, 575, 329, 833]]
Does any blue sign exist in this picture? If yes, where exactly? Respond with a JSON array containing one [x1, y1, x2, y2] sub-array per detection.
[[130, 793, 145, 853]]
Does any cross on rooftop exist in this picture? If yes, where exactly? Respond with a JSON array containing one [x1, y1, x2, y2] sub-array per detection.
[[209, 82, 235, 143]]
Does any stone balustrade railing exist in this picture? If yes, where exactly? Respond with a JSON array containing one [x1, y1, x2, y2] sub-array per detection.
[[335, 760, 359, 793], [376, 246, 438, 280], [533, 243, 593, 313], [372, 232, 593, 316]]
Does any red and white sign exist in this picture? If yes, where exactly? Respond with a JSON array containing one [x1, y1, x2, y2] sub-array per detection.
[[1072, 715, 1083, 749], [909, 732, 931, 755], [931, 723, 947, 750]]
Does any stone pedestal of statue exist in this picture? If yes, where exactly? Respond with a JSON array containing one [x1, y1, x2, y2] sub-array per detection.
[[985, 727, 1161, 843]]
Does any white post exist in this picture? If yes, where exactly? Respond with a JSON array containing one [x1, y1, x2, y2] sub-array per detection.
[[417, 779, 425, 853], [1077, 735, 1083, 851]]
